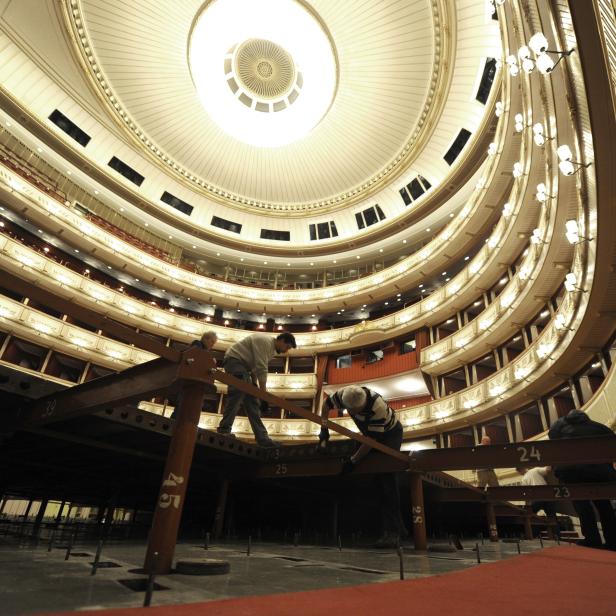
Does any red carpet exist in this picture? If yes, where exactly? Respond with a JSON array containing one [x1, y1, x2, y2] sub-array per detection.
[[45, 546, 616, 616]]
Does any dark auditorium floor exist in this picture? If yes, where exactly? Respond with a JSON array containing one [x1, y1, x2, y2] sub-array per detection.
[[0, 537, 549, 614]]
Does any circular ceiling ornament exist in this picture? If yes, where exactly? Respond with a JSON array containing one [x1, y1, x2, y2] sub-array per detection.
[[189, 0, 337, 147], [231, 38, 298, 105]]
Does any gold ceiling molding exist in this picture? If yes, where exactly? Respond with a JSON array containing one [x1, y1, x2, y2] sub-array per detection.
[[60, 0, 452, 217]]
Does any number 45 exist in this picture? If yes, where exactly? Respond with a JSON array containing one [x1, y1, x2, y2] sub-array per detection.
[[517, 445, 541, 463]]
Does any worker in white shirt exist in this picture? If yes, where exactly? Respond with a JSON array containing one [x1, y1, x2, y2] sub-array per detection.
[[517, 466, 557, 517], [217, 332, 296, 448]]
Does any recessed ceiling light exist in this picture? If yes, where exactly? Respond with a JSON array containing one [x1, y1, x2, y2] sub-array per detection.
[[356, 255, 360, 259], [419, 284, 424, 288], [333, 260, 337, 264], [37, 147, 43, 153], [168, 235, 173, 239], [396, 293, 401, 297], [240, 258, 244, 261], [474, 300, 482, 306], [426, 228, 431, 232], [310, 262, 314, 266], [442, 272, 447, 276], [464, 256, 470, 261], [402, 239, 407, 244], [540, 310, 549, 317], [120, 208, 124, 212], [384, 302, 389, 306], [379, 248, 383, 252], [287, 262, 291, 266], [449, 213, 454, 218], [94, 190, 99, 194], [145, 223, 149, 227], [263, 261, 268, 264]]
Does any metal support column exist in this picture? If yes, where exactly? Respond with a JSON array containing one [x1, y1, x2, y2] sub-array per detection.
[[409, 472, 427, 550], [212, 478, 229, 540], [486, 503, 499, 542], [523, 509, 533, 540], [144, 379, 207, 573]]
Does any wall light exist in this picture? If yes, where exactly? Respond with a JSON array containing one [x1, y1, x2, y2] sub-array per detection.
[[564, 272, 585, 292]]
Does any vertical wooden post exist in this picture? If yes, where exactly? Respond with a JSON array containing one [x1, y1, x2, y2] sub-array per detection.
[[144, 380, 207, 573], [486, 503, 499, 542], [409, 472, 427, 551], [212, 478, 229, 540]]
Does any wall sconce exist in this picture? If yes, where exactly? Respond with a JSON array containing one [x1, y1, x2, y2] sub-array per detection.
[[557, 144, 592, 176], [518, 46, 536, 73], [530, 228, 547, 245], [502, 202, 514, 217], [495, 101, 504, 117], [487, 142, 497, 156], [564, 272, 585, 292], [554, 313, 574, 331], [512, 161, 524, 177], [565, 219, 593, 244], [528, 33, 575, 74], [506, 54, 520, 76], [532, 123, 553, 146], [535, 182, 555, 203], [514, 113, 525, 132]]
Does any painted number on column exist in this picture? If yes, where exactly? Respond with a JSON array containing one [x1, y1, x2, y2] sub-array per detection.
[[275, 463, 287, 475], [159, 493, 181, 509], [412, 505, 423, 525], [516, 445, 541, 463], [162, 472, 184, 487], [553, 486, 571, 498]]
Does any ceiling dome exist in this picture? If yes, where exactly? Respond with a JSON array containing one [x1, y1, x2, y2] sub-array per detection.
[[70, 0, 445, 207]]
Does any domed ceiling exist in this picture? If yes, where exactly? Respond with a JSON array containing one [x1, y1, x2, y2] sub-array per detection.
[[66, 0, 446, 207]]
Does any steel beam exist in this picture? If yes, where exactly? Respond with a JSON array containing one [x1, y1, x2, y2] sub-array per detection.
[[408, 438, 616, 470], [256, 437, 616, 477], [435, 483, 616, 502], [12, 345, 216, 430]]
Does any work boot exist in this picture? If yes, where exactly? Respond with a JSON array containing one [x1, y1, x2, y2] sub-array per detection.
[[216, 429, 236, 438]]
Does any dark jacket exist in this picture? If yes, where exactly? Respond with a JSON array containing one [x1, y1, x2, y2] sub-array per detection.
[[548, 410, 616, 478]]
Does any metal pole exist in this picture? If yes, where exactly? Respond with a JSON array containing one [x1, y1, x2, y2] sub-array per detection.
[[143, 552, 158, 607], [397, 546, 405, 580], [204, 531, 210, 550], [143, 380, 207, 574], [247, 535, 252, 556], [91, 539, 104, 576], [409, 472, 427, 550], [486, 503, 499, 542], [212, 479, 229, 540], [47, 528, 55, 552], [516, 540, 521, 554], [337, 535, 342, 551], [475, 543, 481, 563], [32, 498, 48, 546], [64, 528, 76, 561]]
